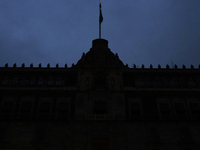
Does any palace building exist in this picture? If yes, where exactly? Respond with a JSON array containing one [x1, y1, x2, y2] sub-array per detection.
[[0, 38, 200, 150]]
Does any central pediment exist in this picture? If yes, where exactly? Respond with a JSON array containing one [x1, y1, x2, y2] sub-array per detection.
[[75, 39, 125, 69]]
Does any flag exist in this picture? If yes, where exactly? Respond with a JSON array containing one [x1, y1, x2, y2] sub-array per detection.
[[99, 4, 103, 24]]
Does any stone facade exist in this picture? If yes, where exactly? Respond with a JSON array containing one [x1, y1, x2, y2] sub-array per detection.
[[0, 39, 200, 149]]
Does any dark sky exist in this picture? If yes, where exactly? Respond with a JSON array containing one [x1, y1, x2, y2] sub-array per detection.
[[0, 0, 200, 68]]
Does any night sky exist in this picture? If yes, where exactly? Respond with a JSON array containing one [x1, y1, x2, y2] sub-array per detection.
[[0, 0, 200, 68]]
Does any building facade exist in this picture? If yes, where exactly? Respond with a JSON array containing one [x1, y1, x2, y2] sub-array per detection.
[[0, 39, 200, 150]]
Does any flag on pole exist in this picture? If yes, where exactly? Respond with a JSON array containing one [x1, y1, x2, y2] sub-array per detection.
[[99, 3, 103, 24]]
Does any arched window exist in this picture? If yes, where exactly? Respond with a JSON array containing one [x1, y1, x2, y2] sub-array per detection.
[[30, 77, 36, 85], [20, 77, 28, 86], [38, 77, 44, 85], [144, 77, 152, 87], [136, 77, 144, 87], [162, 77, 170, 87], [196, 77, 200, 88], [2, 77, 9, 86], [48, 77, 54, 86], [12, 77, 19, 85], [179, 77, 187, 88], [153, 77, 162, 88], [188, 77, 196, 88], [170, 77, 179, 88], [55, 77, 61, 86]]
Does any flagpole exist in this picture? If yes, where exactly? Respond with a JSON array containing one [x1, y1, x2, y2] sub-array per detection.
[[99, 3, 101, 39]]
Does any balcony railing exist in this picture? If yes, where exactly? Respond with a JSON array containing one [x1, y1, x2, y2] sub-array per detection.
[[84, 113, 115, 120]]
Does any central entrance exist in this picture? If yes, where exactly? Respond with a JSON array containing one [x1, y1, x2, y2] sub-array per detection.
[[91, 138, 108, 150]]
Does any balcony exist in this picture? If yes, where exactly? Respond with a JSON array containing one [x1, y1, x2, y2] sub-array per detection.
[[84, 113, 115, 120]]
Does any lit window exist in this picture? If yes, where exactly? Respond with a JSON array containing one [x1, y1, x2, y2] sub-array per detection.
[[94, 102, 106, 114], [20, 102, 32, 112], [39, 102, 51, 112], [1, 102, 13, 112]]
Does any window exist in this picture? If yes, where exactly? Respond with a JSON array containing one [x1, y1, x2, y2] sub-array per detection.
[[179, 77, 187, 88], [57, 102, 68, 113], [160, 103, 170, 113], [55, 77, 61, 86], [20, 77, 27, 86], [170, 77, 179, 88], [48, 77, 54, 86], [153, 77, 162, 87], [138, 77, 144, 87], [35, 127, 46, 143], [111, 78, 115, 86], [39, 102, 51, 112], [1, 102, 13, 112], [30, 77, 36, 85], [175, 103, 186, 119], [189, 103, 200, 114], [160, 103, 171, 119], [12, 77, 19, 85], [130, 103, 140, 114], [20, 102, 32, 112], [144, 77, 152, 87], [188, 77, 196, 88], [2, 77, 9, 86], [38, 77, 44, 85], [94, 102, 106, 114], [162, 77, 170, 87]]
